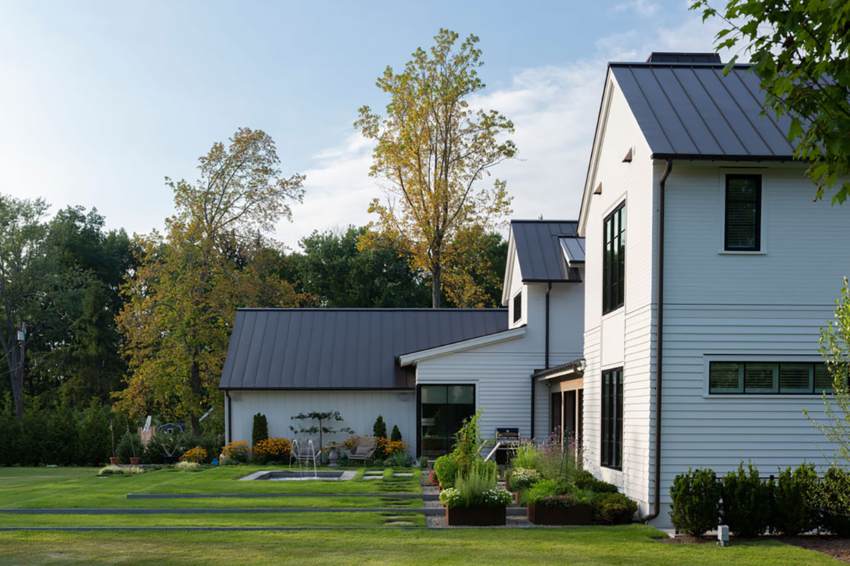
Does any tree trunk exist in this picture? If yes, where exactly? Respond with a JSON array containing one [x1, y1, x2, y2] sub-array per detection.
[[190, 358, 201, 435], [432, 264, 442, 308]]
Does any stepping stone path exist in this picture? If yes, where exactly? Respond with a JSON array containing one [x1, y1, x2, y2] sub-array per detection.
[[393, 473, 413, 477], [384, 521, 414, 526]]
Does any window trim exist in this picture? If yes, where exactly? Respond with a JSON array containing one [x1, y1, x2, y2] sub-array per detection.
[[602, 201, 626, 315], [601, 367, 623, 470], [512, 290, 522, 324], [707, 360, 835, 396], [724, 174, 762, 252]]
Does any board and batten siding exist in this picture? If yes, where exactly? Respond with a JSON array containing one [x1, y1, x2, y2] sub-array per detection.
[[581, 75, 657, 515], [227, 390, 416, 453], [650, 162, 848, 523]]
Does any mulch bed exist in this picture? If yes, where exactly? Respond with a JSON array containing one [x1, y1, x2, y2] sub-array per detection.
[[657, 534, 850, 563]]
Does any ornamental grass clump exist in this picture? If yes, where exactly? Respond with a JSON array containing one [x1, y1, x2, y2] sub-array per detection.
[[175, 461, 201, 470], [98, 465, 146, 476], [439, 460, 511, 508]]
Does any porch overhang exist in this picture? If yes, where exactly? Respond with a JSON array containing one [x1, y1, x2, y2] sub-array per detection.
[[532, 359, 586, 383]]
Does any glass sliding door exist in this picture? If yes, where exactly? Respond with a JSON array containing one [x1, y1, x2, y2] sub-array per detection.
[[419, 385, 475, 457]]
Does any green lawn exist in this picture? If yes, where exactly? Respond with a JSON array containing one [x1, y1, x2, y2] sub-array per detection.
[[0, 466, 421, 509], [0, 526, 841, 565]]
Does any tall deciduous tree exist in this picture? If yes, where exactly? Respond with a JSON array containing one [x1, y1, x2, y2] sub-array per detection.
[[355, 29, 516, 307], [692, 0, 850, 204], [116, 128, 306, 433], [0, 195, 50, 419]]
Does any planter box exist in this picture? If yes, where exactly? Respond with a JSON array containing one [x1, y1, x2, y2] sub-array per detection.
[[446, 505, 507, 526], [527, 503, 593, 525]]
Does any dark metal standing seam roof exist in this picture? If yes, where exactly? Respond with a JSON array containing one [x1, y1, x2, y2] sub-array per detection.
[[220, 308, 508, 391], [610, 62, 795, 160], [511, 220, 582, 282]]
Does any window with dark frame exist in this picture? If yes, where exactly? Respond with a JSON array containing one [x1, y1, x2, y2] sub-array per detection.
[[513, 291, 522, 323], [709, 361, 837, 394], [725, 175, 761, 251], [601, 367, 623, 470], [603, 202, 626, 314]]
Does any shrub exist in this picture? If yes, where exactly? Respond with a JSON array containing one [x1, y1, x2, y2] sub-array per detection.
[[373, 415, 387, 439], [78, 399, 111, 466], [180, 446, 208, 464], [772, 463, 818, 535], [440, 460, 509, 508], [531, 491, 593, 508], [817, 467, 850, 537], [525, 478, 566, 503], [116, 433, 143, 464], [252, 413, 269, 447], [720, 462, 771, 537], [0, 397, 23, 466], [21, 404, 48, 466], [45, 402, 79, 466], [221, 440, 251, 463], [391, 425, 402, 442], [434, 454, 459, 489], [253, 437, 292, 464], [512, 443, 540, 471], [593, 492, 637, 525], [508, 468, 541, 492], [669, 468, 721, 536], [377, 438, 408, 458], [572, 469, 618, 494], [387, 451, 407, 467]]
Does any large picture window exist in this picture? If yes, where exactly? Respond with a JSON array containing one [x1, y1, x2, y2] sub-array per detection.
[[418, 385, 475, 457], [601, 368, 623, 470], [603, 202, 626, 314], [709, 361, 835, 394], [725, 175, 761, 251]]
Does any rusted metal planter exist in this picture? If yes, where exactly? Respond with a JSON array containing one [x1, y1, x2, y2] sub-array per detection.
[[446, 505, 507, 526], [527, 503, 593, 525]]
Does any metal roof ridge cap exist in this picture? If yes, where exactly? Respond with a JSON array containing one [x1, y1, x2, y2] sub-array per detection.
[[609, 61, 752, 68]]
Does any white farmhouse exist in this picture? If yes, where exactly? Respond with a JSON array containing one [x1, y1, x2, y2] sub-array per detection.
[[220, 220, 585, 457], [578, 52, 850, 525]]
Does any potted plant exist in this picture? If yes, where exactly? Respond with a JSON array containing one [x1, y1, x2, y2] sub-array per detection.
[[439, 460, 512, 526], [107, 421, 119, 465], [527, 492, 593, 526]]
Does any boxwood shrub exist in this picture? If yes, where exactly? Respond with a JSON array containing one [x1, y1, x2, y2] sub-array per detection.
[[669, 468, 721, 536]]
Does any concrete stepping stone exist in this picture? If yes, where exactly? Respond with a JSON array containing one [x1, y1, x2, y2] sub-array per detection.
[[364, 475, 382, 480], [393, 473, 413, 477], [384, 521, 414, 526]]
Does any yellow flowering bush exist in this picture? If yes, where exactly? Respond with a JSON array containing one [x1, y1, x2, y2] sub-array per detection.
[[342, 436, 360, 451], [221, 440, 251, 463], [180, 446, 208, 464], [252, 437, 292, 463], [377, 437, 409, 457]]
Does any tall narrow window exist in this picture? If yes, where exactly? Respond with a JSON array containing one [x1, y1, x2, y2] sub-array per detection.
[[601, 367, 623, 470], [513, 291, 522, 323], [603, 202, 626, 314], [725, 175, 761, 251]]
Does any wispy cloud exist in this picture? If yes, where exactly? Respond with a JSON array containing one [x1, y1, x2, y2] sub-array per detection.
[[609, 0, 661, 17]]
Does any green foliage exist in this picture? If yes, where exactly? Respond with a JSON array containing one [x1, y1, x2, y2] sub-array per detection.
[[355, 29, 516, 307], [45, 401, 79, 466], [692, 0, 850, 204], [452, 409, 482, 476], [390, 424, 402, 443], [0, 395, 23, 465], [78, 400, 112, 466], [443, 459, 504, 508], [808, 277, 850, 473], [525, 479, 566, 503], [434, 453, 459, 489], [572, 469, 619, 494], [386, 451, 407, 468], [252, 414, 269, 447], [592, 492, 638, 525], [508, 468, 541, 492], [669, 468, 722, 537], [295, 226, 430, 308], [815, 467, 850, 536], [290, 411, 353, 449], [116, 433, 142, 464], [21, 403, 48, 466], [511, 443, 541, 471], [772, 463, 818, 535], [372, 415, 387, 439], [720, 462, 771, 537]]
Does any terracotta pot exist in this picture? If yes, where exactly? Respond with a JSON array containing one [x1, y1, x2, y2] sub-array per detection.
[[109, 457, 119, 465], [129, 457, 140, 466], [527, 503, 593, 525], [446, 505, 507, 526]]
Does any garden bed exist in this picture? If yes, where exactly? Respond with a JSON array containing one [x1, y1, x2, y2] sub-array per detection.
[[446, 505, 506, 526], [527, 503, 592, 525]]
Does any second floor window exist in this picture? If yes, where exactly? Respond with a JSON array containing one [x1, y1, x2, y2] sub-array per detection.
[[725, 175, 761, 251], [513, 291, 522, 323], [603, 202, 626, 314]]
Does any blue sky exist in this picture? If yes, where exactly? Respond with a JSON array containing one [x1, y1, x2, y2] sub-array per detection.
[[0, 0, 731, 248]]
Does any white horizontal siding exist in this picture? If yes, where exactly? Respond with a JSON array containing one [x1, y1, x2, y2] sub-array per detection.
[[228, 390, 416, 454]]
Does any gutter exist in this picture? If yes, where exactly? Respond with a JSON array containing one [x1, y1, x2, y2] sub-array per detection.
[[643, 158, 673, 523]]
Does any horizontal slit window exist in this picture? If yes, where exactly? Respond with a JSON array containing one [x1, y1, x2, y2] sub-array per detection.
[[710, 361, 834, 394]]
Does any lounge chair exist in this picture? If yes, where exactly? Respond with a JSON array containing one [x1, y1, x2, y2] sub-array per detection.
[[344, 437, 377, 464]]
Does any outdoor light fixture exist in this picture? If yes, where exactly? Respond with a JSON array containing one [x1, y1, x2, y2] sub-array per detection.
[[717, 525, 730, 547]]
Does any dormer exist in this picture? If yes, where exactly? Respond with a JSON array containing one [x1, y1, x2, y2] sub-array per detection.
[[501, 220, 584, 329]]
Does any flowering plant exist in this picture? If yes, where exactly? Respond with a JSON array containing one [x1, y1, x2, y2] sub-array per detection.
[[221, 440, 251, 463], [379, 438, 409, 456], [439, 486, 512, 508], [509, 468, 541, 491], [481, 488, 513, 507], [253, 437, 292, 462], [439, 487, 462, 507], [180, 446, 208, 464]]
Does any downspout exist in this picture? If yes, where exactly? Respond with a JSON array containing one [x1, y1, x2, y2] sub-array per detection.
[[225, 390, 233, 444], [644, 158, 673, 523]]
